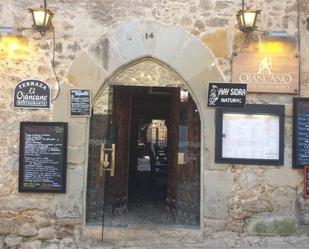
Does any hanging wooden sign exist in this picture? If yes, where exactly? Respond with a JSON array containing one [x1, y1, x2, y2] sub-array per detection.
[[14, 79, 51, 109]]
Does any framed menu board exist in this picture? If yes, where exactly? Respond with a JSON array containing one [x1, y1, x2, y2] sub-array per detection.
[[293, 98, 309, 168], [19, 122, 68, 193], [70, 89, 91, 117], [304, 166, 309, 198], [215, 104, 285, 165]]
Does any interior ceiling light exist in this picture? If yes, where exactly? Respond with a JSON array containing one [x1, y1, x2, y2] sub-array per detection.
[[236, 0, 261, 33], [29, 0, 54, 35]]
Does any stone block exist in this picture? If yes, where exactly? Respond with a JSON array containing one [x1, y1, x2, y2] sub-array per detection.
[[67, 147, 85, 165], [32, 215, 51, 228], [300, 213, 309, 225], [43, 243, 59, 249], [245, 213, 298, 236], [5, 236, 22, 248], [264, 168, 302, 188], [66, 51, 108, 99], [187, 66, 224, 112], [204, 170, 234, 219], [59, 238, 75, 249], [171, 38, 215, 81], [141, 20, 163, 55], [17, 223, 38, 237], [153, 26, 189, 64], [202, 30, 230, 58], [272, 187, 296, 212], [68, 123, 86, 147], [21, 240, 42, 249], [38, 227, 56, 240], [105, 43, 126, 74], [204, 219, 226, 233], [113, 20, 146, 61], [0, 217, 15, 235]]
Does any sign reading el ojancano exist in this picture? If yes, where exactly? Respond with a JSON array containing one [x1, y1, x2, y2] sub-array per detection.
[[19, 122, 68, 193], [14, 79, 50, 109]]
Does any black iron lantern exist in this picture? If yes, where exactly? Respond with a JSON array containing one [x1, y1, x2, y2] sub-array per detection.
[[236, 0, 261, 33], [29, 0, 53, 35]]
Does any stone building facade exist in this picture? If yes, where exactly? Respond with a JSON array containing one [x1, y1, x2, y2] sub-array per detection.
[[1, 0, 309, 248]]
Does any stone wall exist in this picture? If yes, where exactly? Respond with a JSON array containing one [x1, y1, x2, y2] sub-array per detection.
[[0, 0, 309, 247]]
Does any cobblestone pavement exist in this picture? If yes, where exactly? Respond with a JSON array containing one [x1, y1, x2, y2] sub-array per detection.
[[79, 232, 309, 249]]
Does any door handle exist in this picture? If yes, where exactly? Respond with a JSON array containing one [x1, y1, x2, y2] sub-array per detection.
[[99, 143, 106, 176], [99, 143, 115, 176], [111, 144, 116, 176]]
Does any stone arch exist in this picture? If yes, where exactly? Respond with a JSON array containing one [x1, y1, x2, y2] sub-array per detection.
[[52, 20, 224, 229]]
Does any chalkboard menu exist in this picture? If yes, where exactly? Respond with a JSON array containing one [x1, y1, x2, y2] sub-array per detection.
[[19, 122, 68, 193], [304, 166, 309, 198], [293, 98, 309, 168], [70, 89, 91, 116]]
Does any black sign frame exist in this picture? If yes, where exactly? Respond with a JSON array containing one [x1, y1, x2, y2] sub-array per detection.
[[70, 89, 91, 117], [207, 82, 247, 108], [304, 166, 309, 198], [293, 98, 309, 168], [215, 104, 285, 165], [19, 122, 68, 193], [14, 79, 51, 109]]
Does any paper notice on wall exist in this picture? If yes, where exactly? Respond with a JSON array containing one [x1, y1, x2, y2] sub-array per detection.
[[222, 113, 280, 160]]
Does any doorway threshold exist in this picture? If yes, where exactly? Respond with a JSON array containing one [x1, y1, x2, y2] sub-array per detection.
[[82, 225, 203, 247]]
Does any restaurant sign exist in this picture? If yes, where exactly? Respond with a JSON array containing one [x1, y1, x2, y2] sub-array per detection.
[[207, 82, 247, 108], [14, 79, 51, 109], [232, 52, 299, 94]]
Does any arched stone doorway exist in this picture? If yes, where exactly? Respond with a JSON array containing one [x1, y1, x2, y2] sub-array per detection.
[[86, 58, 202, 228], [52, 20, 224, 238]]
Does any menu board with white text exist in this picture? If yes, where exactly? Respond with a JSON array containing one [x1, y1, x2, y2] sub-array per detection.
[[19, 122, 68, 192]]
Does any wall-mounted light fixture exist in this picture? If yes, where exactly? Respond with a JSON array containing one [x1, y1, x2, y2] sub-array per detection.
[[29, 0, 53, 35], [236, 0, 261, 33]]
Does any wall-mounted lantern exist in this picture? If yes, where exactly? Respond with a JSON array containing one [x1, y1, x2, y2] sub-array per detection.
[[236, 0, 261, 33], [29, 0, 53, 35]]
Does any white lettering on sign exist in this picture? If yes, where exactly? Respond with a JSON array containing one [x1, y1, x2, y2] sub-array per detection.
[[18, 80, 47, 90], [218, 88, 230, 95], [230, 88, 246, 96]]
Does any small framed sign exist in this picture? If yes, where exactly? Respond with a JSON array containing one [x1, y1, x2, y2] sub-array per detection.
[[293, 98, 309, 168], [215, 104, 285, 165], [70, 89, 91, 117], [207, 83, 247, 108], [304, 166, 309, 198], [14, 79, 50, 109], [19, 122, 68, 193]]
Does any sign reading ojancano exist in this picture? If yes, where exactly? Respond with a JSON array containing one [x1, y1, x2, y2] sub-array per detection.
[[14, 79, 51, 109]]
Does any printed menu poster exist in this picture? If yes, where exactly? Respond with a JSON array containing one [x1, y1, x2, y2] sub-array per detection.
[[222, 113, 280, 160]]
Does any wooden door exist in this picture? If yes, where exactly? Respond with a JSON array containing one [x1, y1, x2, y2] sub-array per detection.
[[166, 88, 180, 210], [86, 85, 131, 226]]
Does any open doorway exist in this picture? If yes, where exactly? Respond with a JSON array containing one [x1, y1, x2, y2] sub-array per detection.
[[86, 84, 201, 228]]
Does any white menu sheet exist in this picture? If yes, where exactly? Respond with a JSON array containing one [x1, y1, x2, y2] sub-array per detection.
[[222, 113, 280, 160]]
